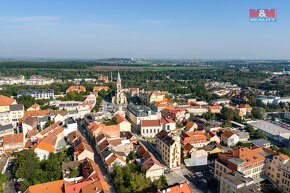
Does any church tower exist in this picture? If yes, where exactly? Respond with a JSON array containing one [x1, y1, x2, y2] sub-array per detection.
[[113, 71, 126, 105]]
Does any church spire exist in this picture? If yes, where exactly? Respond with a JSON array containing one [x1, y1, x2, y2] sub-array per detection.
[[117, 71, 121, 83]]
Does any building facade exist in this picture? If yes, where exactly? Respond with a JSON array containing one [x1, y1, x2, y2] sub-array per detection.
[[155, 130, 181, 170]]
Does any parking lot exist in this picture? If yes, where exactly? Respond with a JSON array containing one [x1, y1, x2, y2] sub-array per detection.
[[165, 164, 219, 193]]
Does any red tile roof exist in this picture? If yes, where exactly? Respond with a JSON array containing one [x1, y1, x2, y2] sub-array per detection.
[[93, 86, 109, 91], [3, 133, 23, 144], [115, 114, 130, 123], [160, 118, 175, 124], [105, 153, 126, 166], [155, 182, 192, 193], [221, 130, 236, 139], [66, 86, 86, 92], [31, 141, 55, 153], [141, 120, 160, 127], [29, 103, 40, 110], [24, 180, 64, 193], [0, 95, 15, 106]]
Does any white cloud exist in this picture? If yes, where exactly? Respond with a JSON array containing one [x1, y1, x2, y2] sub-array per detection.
[[138, 20, 168, 24]]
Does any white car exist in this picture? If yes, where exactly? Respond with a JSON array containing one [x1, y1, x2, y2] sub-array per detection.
[[17, 178, 24, 182]]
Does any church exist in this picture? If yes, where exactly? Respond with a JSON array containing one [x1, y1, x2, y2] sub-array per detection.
[[111, 71, 127, 106]]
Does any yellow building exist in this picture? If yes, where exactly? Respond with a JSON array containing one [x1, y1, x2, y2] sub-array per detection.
[[0, 95, 17, 113], [220, 172, 261, 193], [155, 130, 181, 170], [203, 143, 222, 154], [9, 104, 24, 121]]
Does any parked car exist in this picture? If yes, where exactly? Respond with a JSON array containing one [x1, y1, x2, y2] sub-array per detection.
[[193, 173, 199, 178]]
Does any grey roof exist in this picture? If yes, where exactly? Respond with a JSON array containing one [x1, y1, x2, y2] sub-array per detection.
[[17, 89, 54, 95], [38, 117, 49, 123], [247, 120, 290, 136], [127, 105, 155, 117], [235, 131, 250, 139], [222, 171, 254, 186], [228, 157, 245, 165], [0, 124, 13, 132], [252, 139, 270, 147], [257, 150, 273, 159], [9, 104, 24, 111]]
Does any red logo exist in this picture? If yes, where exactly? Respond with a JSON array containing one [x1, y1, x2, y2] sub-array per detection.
[[249, 9, 277, 18]]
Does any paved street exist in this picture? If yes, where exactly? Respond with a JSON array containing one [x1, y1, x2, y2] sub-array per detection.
[[77, 121, 117, 193], [4, 160, 16, 193]]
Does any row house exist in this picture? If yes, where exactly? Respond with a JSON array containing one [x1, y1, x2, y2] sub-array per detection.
[[137, 141, 164, 181], [17, 89, 54, 99], [26, 158, 110, 193]]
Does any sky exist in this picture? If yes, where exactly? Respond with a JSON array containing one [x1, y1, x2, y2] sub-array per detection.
[[0, 0, 289, 60]]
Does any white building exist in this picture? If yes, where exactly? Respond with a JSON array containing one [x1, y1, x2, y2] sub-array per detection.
[[64, 117, 77, 136], [160, 118, 176, 131], [141, 120, 162, 138], [17, 89, 54, 99], [184, 150, 208, 167], [247, 120, 290, 147]]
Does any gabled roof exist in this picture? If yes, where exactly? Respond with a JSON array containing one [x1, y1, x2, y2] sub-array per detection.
[[24, 180, 64, 193], [24, 109, 50, 117], [3, 133, 23, 144], [155, 182, 192, 193], [22, 116, 37, 127], [221, 130, 236, 139], [39, 121, 62, 136], [105, 153, 126, 166], [160, 118, 175, 124], [0, 95, 15, 106], [141, 120, 160, 127], [31, 141, 55, 153], [115, 114, 130, 123], [28, 103, 40, 110], [185, 121, 197, 128], [143, 156, 163, 170], [66, 86, 86, 92]]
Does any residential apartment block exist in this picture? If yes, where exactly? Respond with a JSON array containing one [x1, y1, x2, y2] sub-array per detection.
[[155, 130, 181, 170], [17, 89, 54, 99], [214, 146, 290, 192]]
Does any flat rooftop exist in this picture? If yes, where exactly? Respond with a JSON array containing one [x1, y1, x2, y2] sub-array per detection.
[[247, 120, 290, 136]]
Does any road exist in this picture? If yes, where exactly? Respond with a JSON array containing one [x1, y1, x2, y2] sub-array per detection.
[[4, 160, 16, 193], [77, 121, 117, 193]]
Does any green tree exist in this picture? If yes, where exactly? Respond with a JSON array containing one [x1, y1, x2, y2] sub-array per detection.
[[279, 147, 290, 157], [245, 126, 255, 136], [13, 150, 40, 180], [252, 107, 263, 119], [44, 120, 54, 128], [103, 116, 118, 125], [0, 173, 7, 192], [70, 167, 79, 178], [254, 131, 267, 140], [16, 95, 36, 109]]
